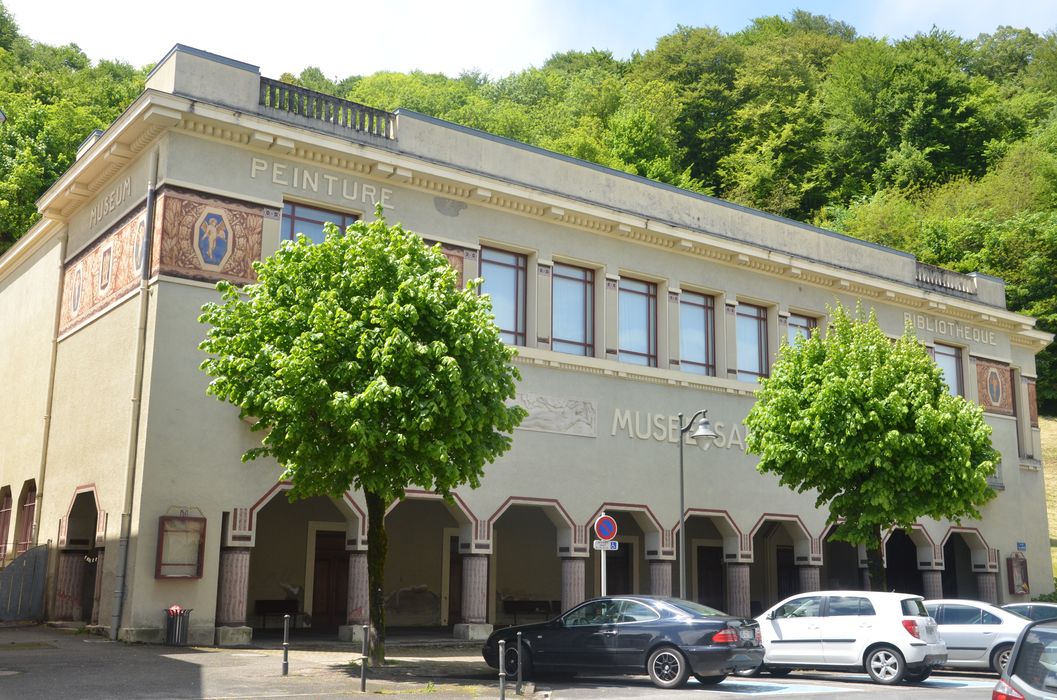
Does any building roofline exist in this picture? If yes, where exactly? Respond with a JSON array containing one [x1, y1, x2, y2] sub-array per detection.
[[393, 108, 917, 262], [145, 44, 260, 82]]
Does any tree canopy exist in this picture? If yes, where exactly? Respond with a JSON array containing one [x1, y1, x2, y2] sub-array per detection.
[[745, 304, 998, 587], [199, 213, 525, 660], [1, 3, 1055, 410]]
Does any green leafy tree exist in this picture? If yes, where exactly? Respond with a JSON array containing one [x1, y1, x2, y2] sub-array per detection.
[[745, 303, 998, 588], [199, 212, 525, 663]]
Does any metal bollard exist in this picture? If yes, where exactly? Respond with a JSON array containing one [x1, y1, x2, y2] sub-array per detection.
[[498, 639, 506, 699], [360, 624, 369, 693], [516, 632, 523, 695], [282, 614, 290, 676]]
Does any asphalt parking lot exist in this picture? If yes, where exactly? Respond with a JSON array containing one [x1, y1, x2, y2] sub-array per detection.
[[0, 624, 1000, 699]]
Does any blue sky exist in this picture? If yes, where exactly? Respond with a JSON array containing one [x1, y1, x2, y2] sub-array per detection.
[[7, 1, 1056, 79]]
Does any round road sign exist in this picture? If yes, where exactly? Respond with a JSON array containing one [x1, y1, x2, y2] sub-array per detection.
[[595, 514, 618, 541]]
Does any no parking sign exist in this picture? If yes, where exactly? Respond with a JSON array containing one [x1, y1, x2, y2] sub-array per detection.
[[594, 514, 618, 541]]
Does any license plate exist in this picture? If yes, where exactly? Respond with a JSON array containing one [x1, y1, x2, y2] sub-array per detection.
[[739, 628, 755, 640]]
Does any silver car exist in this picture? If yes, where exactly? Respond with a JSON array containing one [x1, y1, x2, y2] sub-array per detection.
[[994, 619, 1057, 699], [925, 599, 1031, 673], [1004, 603, 1057, 622]]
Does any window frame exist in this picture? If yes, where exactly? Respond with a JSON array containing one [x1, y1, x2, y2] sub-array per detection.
[[934, 343, 964, 397], [618, 276, 658, 367], [787, 313, 817, 344], [479, 246, 528, 346], [736, 302, 770, 382], [679, 290, 716, 376], [551, 262, 595, 357], [280, 201, 360, 244]]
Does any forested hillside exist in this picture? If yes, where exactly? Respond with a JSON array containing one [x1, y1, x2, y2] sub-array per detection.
[[1, 5, 1055, 412]]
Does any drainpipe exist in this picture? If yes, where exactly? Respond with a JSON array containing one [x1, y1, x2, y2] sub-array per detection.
[[110, 149, 159, 641], [33, 227, 70, 553]]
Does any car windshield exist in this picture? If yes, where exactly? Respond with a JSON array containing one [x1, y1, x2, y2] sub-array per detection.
[[1011, 626, 1057, 691], [663, 599, 726, 617]]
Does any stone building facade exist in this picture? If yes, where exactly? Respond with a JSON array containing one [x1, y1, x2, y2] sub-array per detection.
[[0, 45, 1051, 645]]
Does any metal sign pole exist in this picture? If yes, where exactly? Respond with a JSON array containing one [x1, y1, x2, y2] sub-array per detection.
[[601, 546, 607, 597]]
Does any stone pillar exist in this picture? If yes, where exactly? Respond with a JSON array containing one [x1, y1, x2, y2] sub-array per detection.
[[725, 563, 751, 618], [454, 554, 491, 640], [797, 565, 821, 593], [977, 572, 998, 605], [54, 551, 85, 621], [339, 551, 369, 643], [649, 560, 672, 597], [922, 570, 943, 600], [215, 547, 252, 647], [91, 549, 105, 626], [562, 557, 586, 613]]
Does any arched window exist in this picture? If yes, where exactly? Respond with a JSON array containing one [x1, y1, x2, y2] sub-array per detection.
[[15, 482, 36, 555]]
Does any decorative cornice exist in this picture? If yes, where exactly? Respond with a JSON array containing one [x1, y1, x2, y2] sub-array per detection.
[[20, 89, 1054, 352]]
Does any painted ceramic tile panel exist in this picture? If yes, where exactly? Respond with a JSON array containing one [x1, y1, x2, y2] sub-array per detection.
[[976, 359, 1014, 415], [158, 188, 269, 285], [59, 209, 149, 335]]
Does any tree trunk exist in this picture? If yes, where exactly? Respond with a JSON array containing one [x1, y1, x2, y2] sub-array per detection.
[[365, 489, 388, 666], [865, 526, 887, 592]]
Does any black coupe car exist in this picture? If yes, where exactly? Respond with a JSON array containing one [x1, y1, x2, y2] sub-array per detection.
[[481, 595, 763, 689]]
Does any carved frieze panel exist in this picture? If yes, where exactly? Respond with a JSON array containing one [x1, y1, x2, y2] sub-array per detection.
[[514, 392, 597, 437]]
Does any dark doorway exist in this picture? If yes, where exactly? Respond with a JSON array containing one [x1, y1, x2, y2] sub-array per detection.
[[80, 554, 97, 623], [776, 546, 798, 599], [312, 531, 348, 633], [696, 546, 725, 610], [885, 530, 924, 595], [606, 542, 633, 595], [942, 535, 979, 599], [447, 535, 463, 625]]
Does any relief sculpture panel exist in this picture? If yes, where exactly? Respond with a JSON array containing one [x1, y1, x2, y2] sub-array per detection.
[[514, 392, 596, 438], [975, 358, 1014, 416]]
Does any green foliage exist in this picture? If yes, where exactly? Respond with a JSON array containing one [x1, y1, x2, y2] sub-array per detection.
[[199, 212, 525, 502], [0, 5, 143, 253], [746, 303, 998, 553]]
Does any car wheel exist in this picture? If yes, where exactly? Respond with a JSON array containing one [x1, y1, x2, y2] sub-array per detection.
[[991, 644, 1013, 674], [647, 646, 690, 689], [693, 673, 727, 685], [864, 646, 906, 685], [767, 667, 792, 677], [904, 669, 932, 683], [503, 644, 533, 680]]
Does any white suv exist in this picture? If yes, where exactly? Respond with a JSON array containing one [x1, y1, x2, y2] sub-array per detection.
[[748, 591, 947, 684]]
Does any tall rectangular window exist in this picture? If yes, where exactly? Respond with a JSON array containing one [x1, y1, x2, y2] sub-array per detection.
[[281, 202, 359, 244], [0, 490, 10, 559], [934, 343, 963, 396], [479, 247, 527, 346], [552, 263, 594, 356], [15, 484, 35, 555], [736, 303, 769, 382], [680, 291, 715, 376], [618, 278, 657, 367], [787, 313, 817, 344]]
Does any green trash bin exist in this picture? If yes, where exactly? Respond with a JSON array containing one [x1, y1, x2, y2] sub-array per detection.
[[165, 605, 191, 646]]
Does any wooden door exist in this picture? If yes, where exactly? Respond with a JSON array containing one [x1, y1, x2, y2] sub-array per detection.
[[312, 531, 348, 633]]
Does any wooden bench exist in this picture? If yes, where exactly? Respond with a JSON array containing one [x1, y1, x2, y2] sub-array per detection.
[[254, 599, 307, 629], [502, 599, 561, 624]]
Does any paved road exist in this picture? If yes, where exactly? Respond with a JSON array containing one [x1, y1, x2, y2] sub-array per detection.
[[0, 624, 999, 699]]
